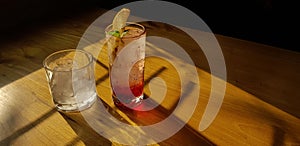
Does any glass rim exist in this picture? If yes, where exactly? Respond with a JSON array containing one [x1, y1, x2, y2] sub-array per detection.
[[105, 22, 146, 39], [43, 49, 94, 72]]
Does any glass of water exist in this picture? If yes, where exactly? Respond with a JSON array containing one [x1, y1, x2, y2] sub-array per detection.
[[43, 49, 97, 112]]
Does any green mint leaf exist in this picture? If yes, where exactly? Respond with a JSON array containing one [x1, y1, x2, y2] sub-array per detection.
[[108, 30, 120, 37]]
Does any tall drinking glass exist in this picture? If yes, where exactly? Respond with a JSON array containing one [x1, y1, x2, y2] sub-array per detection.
[[105, 22, 146, 109]]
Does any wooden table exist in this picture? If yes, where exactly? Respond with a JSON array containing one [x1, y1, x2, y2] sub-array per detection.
[[1, 8, 300, 145]]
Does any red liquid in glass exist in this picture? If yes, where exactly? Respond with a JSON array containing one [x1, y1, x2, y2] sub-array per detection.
[[111, 59, 145, 109]]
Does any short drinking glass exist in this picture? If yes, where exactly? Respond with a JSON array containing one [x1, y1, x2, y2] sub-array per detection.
[[43, 49, 97, 112]]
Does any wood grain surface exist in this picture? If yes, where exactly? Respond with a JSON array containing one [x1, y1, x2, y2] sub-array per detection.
[[0, 8, 299, 145]]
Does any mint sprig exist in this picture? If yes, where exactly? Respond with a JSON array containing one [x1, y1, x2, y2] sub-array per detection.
[[108, 30, 128, 38]]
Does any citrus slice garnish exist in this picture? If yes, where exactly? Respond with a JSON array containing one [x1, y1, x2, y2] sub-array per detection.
[[106, 8, 130, 59], [112, 8, 130, 33]]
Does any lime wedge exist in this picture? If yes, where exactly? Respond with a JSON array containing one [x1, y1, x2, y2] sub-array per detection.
[[112, 8, 130, 32]]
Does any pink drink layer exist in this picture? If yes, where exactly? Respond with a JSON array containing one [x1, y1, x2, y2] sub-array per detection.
[[111, 59, 144, 109]]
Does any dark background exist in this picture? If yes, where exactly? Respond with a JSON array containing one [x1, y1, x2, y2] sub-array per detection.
[[0, 0, 298, 52], [174, 0, 299, 52]]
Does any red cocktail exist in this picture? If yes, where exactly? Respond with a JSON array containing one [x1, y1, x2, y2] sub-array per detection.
[[106, 22, 146, 109]]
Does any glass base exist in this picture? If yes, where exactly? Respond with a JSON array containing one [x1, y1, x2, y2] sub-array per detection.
[[55, 93, 97, 112], [113, 94, 143, 110]]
